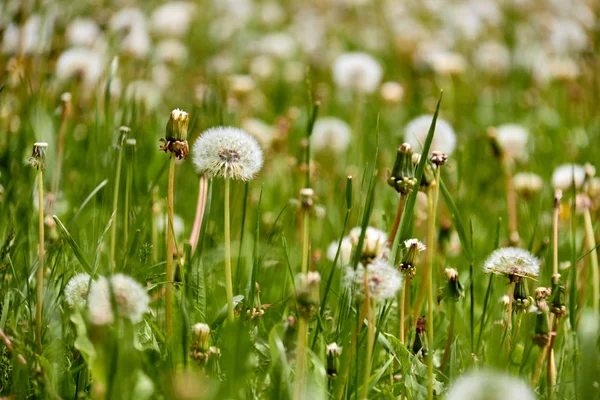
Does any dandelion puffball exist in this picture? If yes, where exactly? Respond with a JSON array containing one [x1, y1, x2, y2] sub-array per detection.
[[55, 48, 104, 88], [343, 258, 402, 302], [484, 247, 540, 281], [494, 124, 529, 162], [64, 273, 92, 309], [404, 114, 456, 156], [192, 127, 263, 181], [551, 163, 586, 190], [87, 274, 150, 325], [332, 52, 383, 95], [310, 117, 352, 154], [151, 2, 197, 38], [513, 172, 543, 196], [446, 371, 535, 400]]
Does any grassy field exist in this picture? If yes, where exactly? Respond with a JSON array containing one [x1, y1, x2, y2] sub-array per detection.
[[0, 0, 599, 399]]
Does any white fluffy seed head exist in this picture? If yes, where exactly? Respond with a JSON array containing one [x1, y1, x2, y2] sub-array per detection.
[[551, 163, 586, 190], [332, 52, 383, 95], [310, 117, 352, 154], [404, 238, 426, 252], [55, 48, 105, 88], [446, 370, 536, 400], [192, 126, 263, 181], [484, 247, 540, 280], [64, 273, 92, 309], [513, 172, 544, 196], [495, 124, 529, 162], [349, 227, 388, 260], [343, 258, 402, 302], [327, 237, 353, 266], [87, 274, 150, 325], [404, 114, 456, 156], [151, 2, 197, 38]]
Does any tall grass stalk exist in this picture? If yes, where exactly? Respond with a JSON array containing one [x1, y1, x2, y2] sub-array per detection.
[[165, 155, 176, 336]]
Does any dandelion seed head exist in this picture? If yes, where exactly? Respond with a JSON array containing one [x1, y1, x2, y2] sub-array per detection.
[[56, 48, 104, 88], [513, 172, 543, 196], [447, 370, 536, 400], [311, 117, 352, 154], [344, 258, 402, 302], [88, 274, 150, 325], [551, 163, 586, 190], [332, 52, 383, 95], [192, 127, 263, 181], [484, 247, 540, 281], [349, 227, 387, 261], [404, 239, 426, 252], [404, 114, 456, 156], [64, 273, 92, 309], [66, 18, 101, 48], [151, 2, 197, 38], [327, 237, 353, 266], [495, 124, 529, 162]]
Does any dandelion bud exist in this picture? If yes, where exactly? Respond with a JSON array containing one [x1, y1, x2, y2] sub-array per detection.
[[413, 153, 436, 189], [535, 287, 552, 305], [388, 143, 416, 195], [192, 323, 211, 353], [160, 109, 190, 160], [300, 188, 315, 210], [399, 239, 426, 279], [513, 280, 530, 312], [296, 271, 321, 319], [326, 342, 342, 377], [412, 316, 427, 357], [533, 307, 550, 347], [29, 142, 49, 170], [430, 150, 448, 167], [550, 275, 567, 317], [441, 268, 464, 302]]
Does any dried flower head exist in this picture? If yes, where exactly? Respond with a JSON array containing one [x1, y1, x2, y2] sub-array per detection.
[[446, 371, 536, 400], [430, 150, 448, 167], [326, 342, 342, 377], [29, 142, 48, 170], [191, 323, 211, 353], [484, 247, 540, 282], [551, 163, 586, 190], [332, 52, 383, 95], [87, 274, 150, 325], [160, 109, 190, 159], [192, 126, 263, 181], [344, 258, 402, 303], [64, 273, 92, 309], [404, 114, 456, 156], [310, 117, 351, 154], [399, 238, 426, 278]]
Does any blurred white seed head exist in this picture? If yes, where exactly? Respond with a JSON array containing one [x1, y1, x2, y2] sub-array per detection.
[[311, 117, 352, 154], [256, 32, 297, 60], [64, 273, 92, 309], [125, 80, 161, 111], [327, 237, 353, 266], [55, 48, 105, 88], [513, 172, 544, 196], [349, 227, 388, 260], [404, 238, 426, 253], [109, 7, 146, 35], [343, 258, 402, 302], [66, 18, 101, 48], [155, 39, 189, 65], [446, 370, 536, 400], [151, 2, 197, 38], [88, 274, 150, 325], [551, 163, 586, 190], [494, 124, 529, 162], [192, 127, 263, 181], [404, 114, 456, 156], [380, 81, 404, 104], [484, 247, 540, 281], [241, 118, 276, 147], [473, 41, 511, 75], [332, 52, 383, 95]]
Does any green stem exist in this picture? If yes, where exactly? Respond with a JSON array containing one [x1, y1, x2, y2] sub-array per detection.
[[583, 209, 599, 313], [124, 158, 132, 248], [362, 300, 375, 400], [294, 317, 308, 400], [399, 277, 409, 344], [36, 169, 44, 353], [301, 208, 310, 275], [224, 178, 234, 322], [109, 141, 124, 272], [165, 156, 176, 337], [426, 168, 440, 400], [440, 301, 456, 371]]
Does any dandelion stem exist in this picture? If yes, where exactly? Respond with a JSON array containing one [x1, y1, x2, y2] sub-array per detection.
[[294, 317, 308, 400], [426, 168, 440, 400], [124, 154, 132, 248], [109, 136, 125, 272], [399, 277, 409, 344], [165, 155, 176, 337], [546, 317, 560, 400], [583, 209, 599, 313], [36, 169, 44, 353], [505, 284, 514, 357], [151, 187, 159, 263], [224, 177, 234, 322], [52, 98, 69, 199], [388, 196, 405, 248], [362, 277, 374, 400], [531, 344, 548, 388], [503, 159, 519, 245], [189, 175, 209, 256], [301, 206, 310, 275], [440, 301, 456, 371]]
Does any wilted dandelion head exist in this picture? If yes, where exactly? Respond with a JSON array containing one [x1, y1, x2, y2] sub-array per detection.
[[344, 258, 402, 302], [404, 114, 456, 156], [192, 126, 263, 181], [484, 247, 540, 282], [310, 117, 351, 154], [332, 52, 383, 95], [349, 226, 387, 262], [446, 370, 535, 400], [87, 274, 150, 325], [64, 273, 92, 309], [551, 163, 586, 190], [494, 124, 529, 162]]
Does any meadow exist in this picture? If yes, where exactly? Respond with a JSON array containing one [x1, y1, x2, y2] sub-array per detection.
[[0, 0, 599, 399]]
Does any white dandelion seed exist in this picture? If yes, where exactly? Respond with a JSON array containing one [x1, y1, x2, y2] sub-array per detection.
[[484, 247, 540, 281], [447, 370, 536, 400], [495, 124, 529, 162], [404, 238, 426, 252], [404, 114, 456, 156], [513, 172, 544, 196], [64, 273, 92, 309], [332, 52, 383, 95], [151, 2, 197, 38], [551, 163, 586, 190], [192, 127, 263, 181], [343, 258, 402, 302], [87, 274, 150, 325], [327, 237, 353, 266], [310, 117, 352, 154], [349, 227, 387, 261]]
